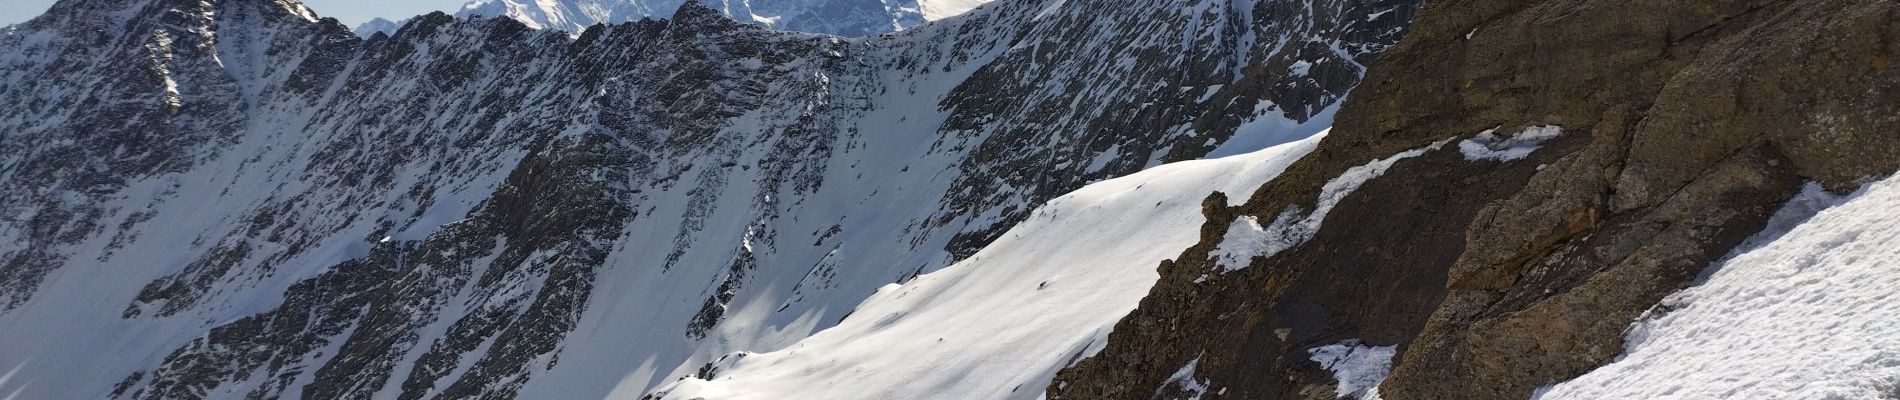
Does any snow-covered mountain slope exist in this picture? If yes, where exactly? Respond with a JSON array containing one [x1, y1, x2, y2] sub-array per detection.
[[649, 134, 1321, 400], [1537, 179, 1900, 399], [0, 0, 1416, 398], [455, 0, 978, 36]]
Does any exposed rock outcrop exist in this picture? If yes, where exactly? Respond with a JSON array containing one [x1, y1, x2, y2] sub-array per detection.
[[1053, 0, 1900, 399]]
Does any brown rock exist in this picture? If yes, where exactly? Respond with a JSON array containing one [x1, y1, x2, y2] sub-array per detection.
[[1054, 0, 1900, 399]]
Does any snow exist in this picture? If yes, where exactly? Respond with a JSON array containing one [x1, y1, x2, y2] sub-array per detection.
[[1308, 339, 1395, 400], [1206, 101, 1336, 159], [1457, 125, 1561, 162], [145, 30, 181, 109], [1032, 0, 1067, 20], [1288, 60, 1313, 76], [1084, 143, 1121, 173], [1211, 137, 1450, 272], [1366, 9, 1393, 21], [1211, 215, 1272, 271], [1535, 178, 1900, 400], [919, 0, 995, 21], [1159, 357, 1211, 399], [648, 133, 1324, 400], [1193, 84, 1226, 103]]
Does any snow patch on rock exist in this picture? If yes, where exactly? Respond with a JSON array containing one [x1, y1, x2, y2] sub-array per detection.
[[1308, 339, 1395, 400], [1458, 125, 1561, 162], [1212, 138, 1450, 272], [1211, 215, 1272, 272], [1158, 357, 1212, 400]]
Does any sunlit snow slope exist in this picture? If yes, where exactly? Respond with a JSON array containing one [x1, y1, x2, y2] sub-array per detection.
[[916, 0, 988, 20], [1537, 179, 1900, 399], [650, 134, 1324, 400]]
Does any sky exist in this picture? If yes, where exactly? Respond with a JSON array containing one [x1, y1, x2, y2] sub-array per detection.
[[2, 0, 467, 27]]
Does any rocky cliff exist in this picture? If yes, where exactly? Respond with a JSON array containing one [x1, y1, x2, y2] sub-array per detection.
[[1052, 0, 1900, 399]]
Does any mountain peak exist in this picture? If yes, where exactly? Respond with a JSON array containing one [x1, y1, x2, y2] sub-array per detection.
[[353, 16, 406, 37], [667, 0, 745, 31], [25, 0, 328, 45]]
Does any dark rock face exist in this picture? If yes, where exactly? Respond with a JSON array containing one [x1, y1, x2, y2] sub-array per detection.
[[1054, 0, 1900, 399], [928, 0, 1420, 259], [0, 0, 1420, 398], [0, 0, 272, 310]]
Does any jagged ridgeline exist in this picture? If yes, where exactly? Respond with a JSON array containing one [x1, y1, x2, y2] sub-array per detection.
[[0, 0, 1416, 398], [448, 0, 983, 38]]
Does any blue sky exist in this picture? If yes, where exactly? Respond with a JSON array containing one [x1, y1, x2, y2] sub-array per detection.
[[3, 0, 467, 27]]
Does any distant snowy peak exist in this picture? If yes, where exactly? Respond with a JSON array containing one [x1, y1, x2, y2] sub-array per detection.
[[454, 0, 613, 32], [453, 0, 987, 36], [352, 17, 405, 37]]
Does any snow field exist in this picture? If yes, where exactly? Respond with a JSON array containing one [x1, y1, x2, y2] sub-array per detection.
[[649, 133, 1326, 400], [1537, 179, 1900, 400]]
